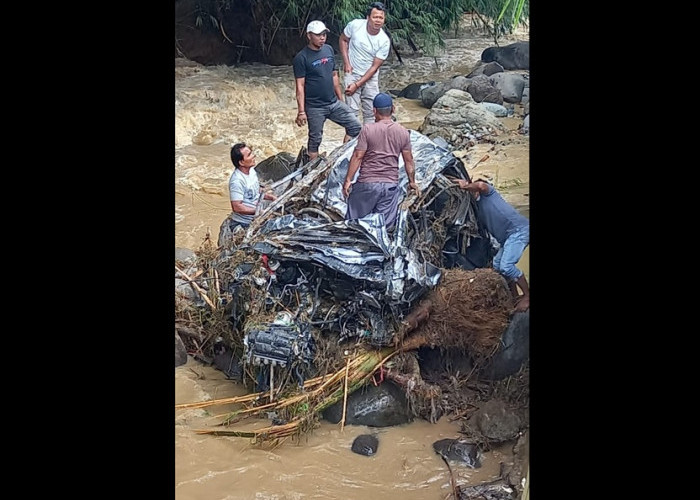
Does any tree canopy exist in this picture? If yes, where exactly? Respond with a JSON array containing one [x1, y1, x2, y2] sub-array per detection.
[[175, 0, 528, 65]]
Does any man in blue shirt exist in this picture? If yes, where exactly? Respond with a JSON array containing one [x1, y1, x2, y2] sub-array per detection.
[[454, 178, 530, 312]]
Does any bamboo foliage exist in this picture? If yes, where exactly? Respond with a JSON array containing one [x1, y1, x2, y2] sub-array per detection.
[[180, 333, 429, 444], [184, 0, 529, 62]]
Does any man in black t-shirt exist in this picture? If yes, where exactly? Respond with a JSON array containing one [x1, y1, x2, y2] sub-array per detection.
[[292, 20, 362, 161]]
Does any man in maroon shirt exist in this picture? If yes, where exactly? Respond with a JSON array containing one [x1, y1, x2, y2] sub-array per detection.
[[342, 93, 419, 230]]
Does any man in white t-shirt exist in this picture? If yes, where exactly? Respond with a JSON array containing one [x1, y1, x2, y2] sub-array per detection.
[[228, 142, 277, 228], [339, 2, 391, 136]]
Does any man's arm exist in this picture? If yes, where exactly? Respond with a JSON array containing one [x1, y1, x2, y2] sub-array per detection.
[[339, 32, 352, 74], [342, 148, 366, 199], [359, 57, 385, 84], [295, 77, 307, 126], [455, 179, 490, 194], [332, 71, 343, 101], [231, 200, 256, 215], [345, 57, 385, 96], [402, 149, 419, 195]]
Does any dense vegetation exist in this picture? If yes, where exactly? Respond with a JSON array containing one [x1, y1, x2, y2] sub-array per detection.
[[175, 0, 528, 65]]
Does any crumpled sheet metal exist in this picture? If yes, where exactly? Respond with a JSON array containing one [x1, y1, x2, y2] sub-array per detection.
[[311, 130, 461, 218], [252, 212, 436, 287], [251, 214, 386, 283], [247, 132, 464, 293]]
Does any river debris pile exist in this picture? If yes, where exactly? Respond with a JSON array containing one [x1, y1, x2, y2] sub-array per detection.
[[175, 131, 525, 444]]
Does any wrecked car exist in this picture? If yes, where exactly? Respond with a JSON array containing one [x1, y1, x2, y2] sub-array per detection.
[[207, 131, 494, 388]]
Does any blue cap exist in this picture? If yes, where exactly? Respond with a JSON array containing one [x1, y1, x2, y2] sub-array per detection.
[[373, 92, 393, 109]]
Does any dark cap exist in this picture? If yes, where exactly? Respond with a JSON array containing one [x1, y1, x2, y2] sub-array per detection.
[[373, 92, 393, 109]]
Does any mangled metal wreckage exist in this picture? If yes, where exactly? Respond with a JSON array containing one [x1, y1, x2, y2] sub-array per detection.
[[215, 131, 490, 384]]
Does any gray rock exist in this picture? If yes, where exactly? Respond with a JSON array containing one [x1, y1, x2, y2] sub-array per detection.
[[481, 310, 529, 380], [433, 438, 481, 468], [472, 399, 522, 443], [466, 61, 505, 78], [175, 247, 197, 266], [520, 115, 529, 135], [446, 75, 471, 93], [351, 434, 379, 456], [175, 332, 188, 367], [520, 85, 530, 106], [419, 89, 506, 139], [479, 102, 510, 117], [467, 74, 503, 104], [420, 81, 446, 108], [488, 73, 527, 104]]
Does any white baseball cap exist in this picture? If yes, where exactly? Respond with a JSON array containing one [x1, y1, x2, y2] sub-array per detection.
[[306, 20, 329, 34]]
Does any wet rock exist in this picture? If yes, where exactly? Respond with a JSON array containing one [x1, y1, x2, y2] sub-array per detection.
[[471, 399, 522, 443], [351, 434, 379, 456], [480, 310, 529, 380], [467, 74, 503, 105], [433, 438, 481, 468], [480, 42, 529, 70], [388, 81, 435, 100], [488, 73, 527, 104], [323, 381, 413, 427], [175, 332, 188, 367]]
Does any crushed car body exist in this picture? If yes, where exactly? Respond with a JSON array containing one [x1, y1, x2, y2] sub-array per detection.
[[214, 131, 491, 353]]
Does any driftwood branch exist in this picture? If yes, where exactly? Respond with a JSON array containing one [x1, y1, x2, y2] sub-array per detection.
[[175, 265, 217, 310]]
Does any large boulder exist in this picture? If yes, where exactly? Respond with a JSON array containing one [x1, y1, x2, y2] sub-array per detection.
[[481, 41, 529, 70], [488, 72, 527, 104], [480, 310, 529, 380], [419, 89, 506, 139]]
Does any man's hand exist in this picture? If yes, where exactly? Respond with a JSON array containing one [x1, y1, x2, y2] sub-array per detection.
[[514, 295, 529, 312], [342, 180, 352, 199], [295, 111, 307, 127], [408, 181, 420, 197], [344, 63, 353, 75], [344, 81, 359, 96]]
